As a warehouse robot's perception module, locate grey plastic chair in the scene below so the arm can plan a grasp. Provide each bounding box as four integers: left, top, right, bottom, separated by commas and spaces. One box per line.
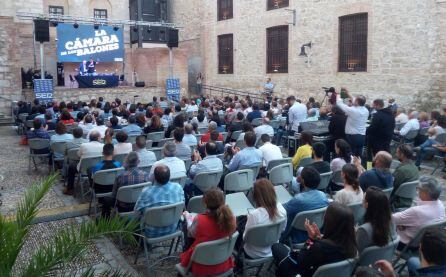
176, 231, 239, 277
149, 147, 164, 161
317, 171, 333, 192
224, 169, 254, 194
137, 202, 185, 276
182, 158, 192, 171
198, 127, 208, 134
393, 220, 446, 272
115, 182, 151, 218
252, 118, 262, 127
285, 206, 327, 249
313, 258, 357, 277
193, 171, 223, 194
358, 237, 399, 266
239, 219, 286, 276
240, 164, 261, 182
235, 139, 247, 150
382, 187, 393, 199
146, 131, 165, 144
113, 153, 128, 165
127, 135, 138, 145
347, 202, 365, 225
269, 163, 293, 186
231, 130, 242, 141
274, 185, 293, 204
221, 132, 228, 142
296, 156, 314, 169
90, 167, 124, 217
77, 155, 103, 200
266, 158, 292, 172
159, 138, 174, 147
28, 139, 50, 173
25, 119, 34, 129
50, 141, 67, 172
186, 195, 206, 214
391, 180, 419, 211
269, 120, 280, 130
331, 170, 344, 188
170, 174, 187, 188
138, 164, 152, 173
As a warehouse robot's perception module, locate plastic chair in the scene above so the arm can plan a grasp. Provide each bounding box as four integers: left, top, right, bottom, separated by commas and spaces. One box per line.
159, 138, 174, 147
358, 237, 399, 266
77, 156, 103, 200
317, 171, 333, 192
331, 170, 344, 188
182, 158, 192, 172
347, 202, 365, 225
284, 206, 327, 249
50, 141, 67, 172
115, 182, 151, 218
296, 157, 314, 168
240, 164, 261, 182
231, 130, 242, 141
313, 259, 357, 277
113, 153, 128, 165
186, 195, 206, 214
146, 132, 165, 144
235, 139, 247, 150
176, 231, 239, 277
221, 132, 228, 142
393, 220, 446, 273
25, 119, 34, 129
137, 202, 185, 275
252, 118, 262, 127
266, 158, 292, 173
149, 147, 164, 161
269, 163, 293, 186
198, 127, 208, 134
138, 164, 152, 173
127, 135, 138, 145
224, 169, 254, 194
239, 220, 286, 276
90, 167, 124, 217
193, 171, 223, 194
391, 180, 419, 211
170, 174, 187, 188
28, 139, 50, 173
382, 187, 393, 199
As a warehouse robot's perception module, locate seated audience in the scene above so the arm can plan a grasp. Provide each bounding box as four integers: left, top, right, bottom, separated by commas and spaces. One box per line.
88, 117, 107, 139
135, 164, 184, 236
89, 143, 122, 194
189, 142, 223, 180
180, 188, 236, 276
200, 121, 223, 143
182, 124, 198, 146
27, 118, 50, 140
226, 112, 244, 142
149, 142, 186, 182
415, 115, 446, 167
395, 107, 409, 124
79, 114, 96, 135
173, 127, 192, 160
334, 164, 364, 205
198, 130, 224, 157
307, 142, 331, 174
358, 151, 393, 191
273, 202, 357, 277
396, 111, 420, 137
44, 112, 56, 131
50, 122, 74, 158
392, 145, 419, 208
122, 115, 142, 136
134, 135, 156, 167
246, 103, 262, 122
392, 177, 445, 250
330, 139, 353, 172
292, 131, 313, 170
356, 187, 395, 253
65, 127, 88, 153
113, 131, 132, 155
254, 117, 274, 141
59, 109, 75, 125
144, 114, 164, 134
282, 167, 329, 244
258, 134, 282, 167
109, 116, 122, 130
227, 131, 262, 172
191, 109, 209, 129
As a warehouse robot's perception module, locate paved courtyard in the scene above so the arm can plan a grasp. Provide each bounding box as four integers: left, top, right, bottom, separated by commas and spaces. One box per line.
1, 125, 445, 276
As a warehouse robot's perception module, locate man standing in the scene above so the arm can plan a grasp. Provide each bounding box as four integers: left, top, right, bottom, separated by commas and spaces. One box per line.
287, 96, 307, 135
367, 99, 395, 155
264, 77, 275, 99
336, 88, 369, 158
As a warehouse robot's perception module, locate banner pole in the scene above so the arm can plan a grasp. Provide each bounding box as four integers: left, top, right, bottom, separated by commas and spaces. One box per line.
169, 47, 173, 78
40, 43, 44, 80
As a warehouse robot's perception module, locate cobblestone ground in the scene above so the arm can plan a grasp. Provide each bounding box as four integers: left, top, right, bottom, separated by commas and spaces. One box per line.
1, 125, 445, 276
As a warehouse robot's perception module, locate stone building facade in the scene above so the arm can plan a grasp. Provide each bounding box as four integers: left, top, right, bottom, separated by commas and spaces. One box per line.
172, 0, 446, 109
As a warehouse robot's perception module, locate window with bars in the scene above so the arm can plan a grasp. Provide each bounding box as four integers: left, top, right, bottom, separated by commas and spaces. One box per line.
49, 5, 64, 15
338, 13, 368, 72
267, 0, 289, 10
94, 9, 108, 19
218, 34, 234, 74
267, 25, 288, 73
218, 0, 233, 21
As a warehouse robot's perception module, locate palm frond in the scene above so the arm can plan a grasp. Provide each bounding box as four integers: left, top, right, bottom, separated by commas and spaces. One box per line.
22, 217, 138, 276
78, 267, 135, 277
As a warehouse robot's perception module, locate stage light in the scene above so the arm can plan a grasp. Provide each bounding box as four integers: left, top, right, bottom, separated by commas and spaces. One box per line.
113, 26, 119, 31
73, 22, 79, 29
94, 24, 99, 30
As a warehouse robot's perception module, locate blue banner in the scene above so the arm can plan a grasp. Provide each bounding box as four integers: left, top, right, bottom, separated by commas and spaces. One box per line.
166, 79, 180, 102
33, 79, 54, 103
56, 23, 124, 62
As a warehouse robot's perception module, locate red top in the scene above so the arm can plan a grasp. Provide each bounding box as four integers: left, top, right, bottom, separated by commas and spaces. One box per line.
200, 132, 223, 143
61, 119, 75, 125
180, 214, 234, 276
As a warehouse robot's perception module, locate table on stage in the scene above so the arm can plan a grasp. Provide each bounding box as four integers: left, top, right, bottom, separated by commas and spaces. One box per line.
75, 74, 119, 88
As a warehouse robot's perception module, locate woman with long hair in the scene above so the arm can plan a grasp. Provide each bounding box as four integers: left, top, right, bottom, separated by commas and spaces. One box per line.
272, 202, 357, 277
180, 188, 236, 276
357, 187, 394, 253
334, 163, 364, 205
330, 139, 353, 172
144, 114, 164, 134
241, 179, 286, 259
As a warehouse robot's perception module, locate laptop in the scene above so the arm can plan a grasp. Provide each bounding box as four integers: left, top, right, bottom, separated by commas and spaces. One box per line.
300, 120, 330, 136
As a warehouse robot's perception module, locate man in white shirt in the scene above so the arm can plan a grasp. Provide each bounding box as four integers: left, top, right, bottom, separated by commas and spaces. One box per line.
395, 108, 409, 125
287, 96, 308, 134
135, 135, 157, 167
254, 117, 274, 141
336, 88, 369, 157
87, 117, 107, 139
79, 114, 97, 135
396, 111, 420, 137
149, 142, 186, 182
259, 134, 282, 167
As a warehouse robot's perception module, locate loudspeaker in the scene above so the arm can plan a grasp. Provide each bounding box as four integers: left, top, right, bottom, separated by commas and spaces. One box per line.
34, 20, 50, 42
167, 28, 179, 48
135, 81, 145, 87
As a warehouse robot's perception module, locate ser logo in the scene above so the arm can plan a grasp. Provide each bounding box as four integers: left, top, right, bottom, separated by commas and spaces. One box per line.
93, 79, 107, 86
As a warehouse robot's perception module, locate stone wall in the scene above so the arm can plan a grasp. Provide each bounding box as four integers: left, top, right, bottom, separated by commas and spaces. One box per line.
171, 0, 446, 109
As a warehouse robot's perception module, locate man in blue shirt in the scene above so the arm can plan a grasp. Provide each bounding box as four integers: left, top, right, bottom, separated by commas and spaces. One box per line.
27, 118, 51, 154
135, 164, 185, 238
359, 151, 393, 191
246, 103, 263, 123
89, 144, 122, 193
122, 115, 142, 136
282, 167, 329, 243
228, 131, 262, 172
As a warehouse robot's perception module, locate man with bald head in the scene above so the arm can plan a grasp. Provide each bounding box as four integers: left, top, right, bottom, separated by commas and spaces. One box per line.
359, 151, 394, 191
254, 117, 274, 141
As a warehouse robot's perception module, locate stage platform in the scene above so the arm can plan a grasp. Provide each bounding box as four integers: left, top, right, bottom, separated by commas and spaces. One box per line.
22, 86, 181, 104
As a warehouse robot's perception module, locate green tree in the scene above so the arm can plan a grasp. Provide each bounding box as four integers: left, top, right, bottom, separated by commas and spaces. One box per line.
0, 174, 138, 276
